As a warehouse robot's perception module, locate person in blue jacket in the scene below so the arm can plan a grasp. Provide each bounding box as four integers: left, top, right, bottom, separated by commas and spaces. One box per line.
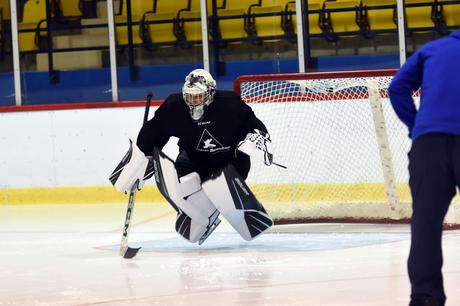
389, 31, 460, 306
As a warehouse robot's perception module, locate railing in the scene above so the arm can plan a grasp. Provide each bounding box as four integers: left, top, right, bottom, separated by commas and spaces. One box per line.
10, 0, 460, 55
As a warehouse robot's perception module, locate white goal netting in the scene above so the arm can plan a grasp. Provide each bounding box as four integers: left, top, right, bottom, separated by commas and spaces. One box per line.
235, 70, 460, 225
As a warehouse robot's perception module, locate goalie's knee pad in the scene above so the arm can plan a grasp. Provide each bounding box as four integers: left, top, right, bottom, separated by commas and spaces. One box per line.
151, 148, 220, 243
175, 172, 220, 243
179, 172, 217, 222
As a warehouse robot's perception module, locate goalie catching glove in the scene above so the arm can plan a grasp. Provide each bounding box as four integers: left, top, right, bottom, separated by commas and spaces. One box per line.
237, 129, 273, 166
109, 140, 155, 193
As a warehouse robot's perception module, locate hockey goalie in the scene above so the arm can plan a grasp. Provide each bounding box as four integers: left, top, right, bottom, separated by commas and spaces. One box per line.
110, 69, 274, 245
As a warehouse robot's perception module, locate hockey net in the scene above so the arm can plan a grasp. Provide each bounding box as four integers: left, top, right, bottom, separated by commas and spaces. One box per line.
234, 69, 460, 226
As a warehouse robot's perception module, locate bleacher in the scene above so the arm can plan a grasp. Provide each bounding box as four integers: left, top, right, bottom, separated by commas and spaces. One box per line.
215, 0, 259, 44
139, 0, 189, 46
0, 0, 9, 22
0, 2, 3, 60
441, 0, 460, 28
0, 0, 458, 73
360, 0, 397, 34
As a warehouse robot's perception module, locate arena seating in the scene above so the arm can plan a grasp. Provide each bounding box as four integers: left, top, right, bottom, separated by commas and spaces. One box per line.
140, 0, 188, 45
360, 0, 397, 32
246, 0, 293, 42
174, 0, 210, 44
320, 0, 361, 41
115, 0, 154, 45
2, 0, 458, 75
286, 0, 322, 36
16, 0, 454, 52
405, 0, 438, 31
55, 0, 82, 20
19, 0, 47, 52
0, 0, 9, 21
215, 0, 259, 43
439, 0, 460, 28
0, 2, 4, 59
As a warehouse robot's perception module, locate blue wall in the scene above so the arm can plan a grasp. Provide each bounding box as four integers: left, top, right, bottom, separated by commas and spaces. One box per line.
0, 73, 15, 105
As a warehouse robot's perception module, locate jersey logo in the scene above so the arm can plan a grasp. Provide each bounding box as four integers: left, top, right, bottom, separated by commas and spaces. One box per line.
196, 129, 231, 153
203, 139, 216, 149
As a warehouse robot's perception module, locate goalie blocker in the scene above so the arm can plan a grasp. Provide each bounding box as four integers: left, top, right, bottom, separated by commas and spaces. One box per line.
152, 147, 273, 242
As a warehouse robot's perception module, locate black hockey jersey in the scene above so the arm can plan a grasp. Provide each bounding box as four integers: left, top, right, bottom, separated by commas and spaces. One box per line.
137, 90, 267, 169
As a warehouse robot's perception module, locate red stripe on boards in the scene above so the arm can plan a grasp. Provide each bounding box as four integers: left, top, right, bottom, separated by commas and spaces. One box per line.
0, 100, 164, 113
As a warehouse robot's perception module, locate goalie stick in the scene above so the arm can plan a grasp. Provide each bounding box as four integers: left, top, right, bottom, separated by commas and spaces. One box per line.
120, 92, 153, 259
272, 162, 287, 169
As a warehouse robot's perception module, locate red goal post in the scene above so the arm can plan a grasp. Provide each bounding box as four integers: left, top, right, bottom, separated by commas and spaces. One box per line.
234, 69, 460, 227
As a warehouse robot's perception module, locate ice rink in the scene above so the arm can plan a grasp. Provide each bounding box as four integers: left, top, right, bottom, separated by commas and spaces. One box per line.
1, 203, 460, 306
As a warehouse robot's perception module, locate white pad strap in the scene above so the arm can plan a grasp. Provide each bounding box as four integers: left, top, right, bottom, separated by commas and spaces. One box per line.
110, 140, 149, 193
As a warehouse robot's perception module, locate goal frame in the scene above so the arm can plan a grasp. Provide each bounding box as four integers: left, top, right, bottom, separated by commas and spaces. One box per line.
234, 69, 460, 229
234, 69, 398, 95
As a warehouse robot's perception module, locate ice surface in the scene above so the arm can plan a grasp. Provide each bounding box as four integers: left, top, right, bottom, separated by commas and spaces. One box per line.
1, 203, 460, 306
100, 232, 411, 253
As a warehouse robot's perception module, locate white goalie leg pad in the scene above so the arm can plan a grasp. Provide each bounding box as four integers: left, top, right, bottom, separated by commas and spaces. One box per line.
177, 172, 220, 242
202, 165, 273, 241
152, 148, 219, 243
109, 140, 150, 193
179, 172, 217, 223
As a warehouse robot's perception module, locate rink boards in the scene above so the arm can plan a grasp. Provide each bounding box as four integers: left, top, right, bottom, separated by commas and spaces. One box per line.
1, 102, 460, 223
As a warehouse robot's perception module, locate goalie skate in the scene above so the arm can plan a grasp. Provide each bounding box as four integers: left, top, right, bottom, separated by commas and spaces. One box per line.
198, 210, 221, 245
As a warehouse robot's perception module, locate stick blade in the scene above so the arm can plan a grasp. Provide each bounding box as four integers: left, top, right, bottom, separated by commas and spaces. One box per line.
123, 247, 141, 259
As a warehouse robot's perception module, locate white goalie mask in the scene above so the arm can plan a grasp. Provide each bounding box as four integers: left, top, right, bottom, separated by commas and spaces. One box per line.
182, 69, 216, 122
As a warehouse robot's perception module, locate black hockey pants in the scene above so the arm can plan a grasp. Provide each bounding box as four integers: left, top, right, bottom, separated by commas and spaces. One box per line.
175, 150, 250, 181
408, 133, 460, 306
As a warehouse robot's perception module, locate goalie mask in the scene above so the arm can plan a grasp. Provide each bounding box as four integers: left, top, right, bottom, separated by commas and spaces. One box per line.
182, 69, 216, 122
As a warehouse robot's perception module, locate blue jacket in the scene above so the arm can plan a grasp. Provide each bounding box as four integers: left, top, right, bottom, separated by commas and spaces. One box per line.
388, 31, 460, 140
